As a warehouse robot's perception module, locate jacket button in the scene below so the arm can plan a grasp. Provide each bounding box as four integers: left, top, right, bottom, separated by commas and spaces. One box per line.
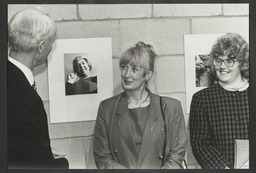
114, 149, 118, 153
148, 126, 153, 130
159, 155, 164, 159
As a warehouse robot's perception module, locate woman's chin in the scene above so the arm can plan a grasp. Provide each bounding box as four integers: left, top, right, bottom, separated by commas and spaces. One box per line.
122, 84, 134, 91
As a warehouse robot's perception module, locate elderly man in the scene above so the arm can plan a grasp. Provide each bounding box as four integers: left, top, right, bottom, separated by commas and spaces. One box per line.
8, 7, 69, 169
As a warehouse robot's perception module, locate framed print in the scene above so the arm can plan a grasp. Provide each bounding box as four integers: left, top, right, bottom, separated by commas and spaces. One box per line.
48, 38, 113, 123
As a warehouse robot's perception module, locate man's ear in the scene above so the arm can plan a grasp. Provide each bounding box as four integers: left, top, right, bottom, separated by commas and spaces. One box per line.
37, 40, 45, 53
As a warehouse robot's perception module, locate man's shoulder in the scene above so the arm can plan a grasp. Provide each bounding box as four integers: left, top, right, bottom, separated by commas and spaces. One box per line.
8, 61, 27, 83
8, 61, 36, 102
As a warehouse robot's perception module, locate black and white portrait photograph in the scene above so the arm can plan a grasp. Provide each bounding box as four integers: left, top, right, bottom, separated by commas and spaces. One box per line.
195, 54, 216, 87
3, 2, 253, 172
64, 54, 98, 95
48, 38, 113, 123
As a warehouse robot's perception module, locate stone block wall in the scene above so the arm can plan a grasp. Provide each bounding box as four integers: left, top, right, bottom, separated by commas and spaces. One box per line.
8, 3, 249, 169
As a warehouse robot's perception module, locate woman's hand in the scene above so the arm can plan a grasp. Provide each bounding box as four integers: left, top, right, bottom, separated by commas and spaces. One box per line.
67, 72, 77, 84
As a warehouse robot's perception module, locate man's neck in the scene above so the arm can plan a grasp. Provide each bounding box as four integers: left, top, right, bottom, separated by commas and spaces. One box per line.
9, 50, 35, 71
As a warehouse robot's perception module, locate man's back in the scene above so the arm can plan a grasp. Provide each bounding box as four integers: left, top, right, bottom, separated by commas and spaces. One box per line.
8, 61, 68, 169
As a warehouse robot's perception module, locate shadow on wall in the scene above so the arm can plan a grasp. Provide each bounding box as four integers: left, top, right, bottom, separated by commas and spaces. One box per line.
61, 136, 96, 169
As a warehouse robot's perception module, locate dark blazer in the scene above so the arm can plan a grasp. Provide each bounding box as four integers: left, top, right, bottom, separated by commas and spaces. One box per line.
8, 61, 69, 169
93, 89, 187, 169
65, 76, 97, 95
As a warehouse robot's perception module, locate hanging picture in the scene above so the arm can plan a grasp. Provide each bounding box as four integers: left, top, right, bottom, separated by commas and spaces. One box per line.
184, 33, 225, 113
48, 38, 113, 123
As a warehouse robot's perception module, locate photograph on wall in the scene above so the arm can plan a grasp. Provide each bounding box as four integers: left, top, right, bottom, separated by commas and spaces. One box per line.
195, 53, 216, 87
184, 33, 249, 113
64, 53, 98, 95
48, 38, 113, 123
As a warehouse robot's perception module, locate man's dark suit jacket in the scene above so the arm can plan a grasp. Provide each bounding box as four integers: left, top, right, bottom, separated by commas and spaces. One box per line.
8, 61, 69, 169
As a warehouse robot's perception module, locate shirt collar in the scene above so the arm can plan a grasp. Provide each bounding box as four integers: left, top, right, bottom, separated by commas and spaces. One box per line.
8, 56, 34, 86
219, 79, 249, 91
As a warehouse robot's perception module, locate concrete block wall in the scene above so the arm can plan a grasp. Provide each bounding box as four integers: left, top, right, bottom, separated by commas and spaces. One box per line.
8, 4, 249, 169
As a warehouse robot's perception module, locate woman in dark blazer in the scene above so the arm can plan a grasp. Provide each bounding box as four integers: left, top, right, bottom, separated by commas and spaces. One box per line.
93, 42, 187, 169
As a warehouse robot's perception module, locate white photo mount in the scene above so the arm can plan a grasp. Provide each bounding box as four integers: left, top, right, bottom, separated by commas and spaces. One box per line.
48, 38, 113, 123
184, 33, 224, 113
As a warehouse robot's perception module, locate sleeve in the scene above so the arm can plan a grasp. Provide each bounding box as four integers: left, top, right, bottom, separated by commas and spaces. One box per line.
162, 100, 187, 169
189, 93, 229, 169
29, 105, 69, 169
93, 102, 127, 169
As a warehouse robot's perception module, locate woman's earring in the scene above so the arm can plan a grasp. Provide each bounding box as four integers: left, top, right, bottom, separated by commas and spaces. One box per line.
146, 77, 149, 81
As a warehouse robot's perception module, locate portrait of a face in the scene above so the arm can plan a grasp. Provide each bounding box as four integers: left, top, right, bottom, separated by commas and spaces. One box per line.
73, 58, 91, 78
64, 54, 98, 96
214, 55, 242, 85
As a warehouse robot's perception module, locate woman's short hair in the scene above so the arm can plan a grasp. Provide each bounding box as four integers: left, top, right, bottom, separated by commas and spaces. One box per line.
8, 6, 57, 53
119, 41, 157, 76
73, 56, 92, 74
210, 33, 249, 79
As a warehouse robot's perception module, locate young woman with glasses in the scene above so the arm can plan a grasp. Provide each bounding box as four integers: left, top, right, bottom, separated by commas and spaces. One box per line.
189, 33, 249, 169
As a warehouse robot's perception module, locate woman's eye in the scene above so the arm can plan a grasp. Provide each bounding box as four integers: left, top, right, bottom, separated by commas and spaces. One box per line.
226, 59, 233, 64
121, 64, 127, 70
132, 67, 139, 72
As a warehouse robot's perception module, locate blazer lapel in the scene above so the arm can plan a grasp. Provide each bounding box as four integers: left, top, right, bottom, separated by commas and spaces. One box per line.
116, 94, 139, 158
138, 93, 160, 166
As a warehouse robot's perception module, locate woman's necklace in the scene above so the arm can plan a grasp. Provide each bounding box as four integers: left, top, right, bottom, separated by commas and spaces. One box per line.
127, 92, 150, 109
138, 93, 149, 108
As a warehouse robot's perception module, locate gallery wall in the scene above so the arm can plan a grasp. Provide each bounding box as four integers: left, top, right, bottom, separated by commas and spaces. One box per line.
8, 3, 249, 169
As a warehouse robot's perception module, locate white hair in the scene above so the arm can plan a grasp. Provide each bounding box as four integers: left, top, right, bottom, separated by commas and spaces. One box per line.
8, 6, 57, 53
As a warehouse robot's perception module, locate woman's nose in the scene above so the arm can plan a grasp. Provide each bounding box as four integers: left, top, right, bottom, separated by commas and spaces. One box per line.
125, 67, 132, 77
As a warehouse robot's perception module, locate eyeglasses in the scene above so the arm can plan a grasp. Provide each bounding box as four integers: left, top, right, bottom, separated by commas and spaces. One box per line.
213, 58, 237, 67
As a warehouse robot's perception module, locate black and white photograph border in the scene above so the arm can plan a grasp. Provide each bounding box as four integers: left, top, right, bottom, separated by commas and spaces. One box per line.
1, 1, 256, 173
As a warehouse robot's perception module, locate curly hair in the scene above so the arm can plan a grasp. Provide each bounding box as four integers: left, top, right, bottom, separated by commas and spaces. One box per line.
210, 33, 249, 79
119, 41, 158, 76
